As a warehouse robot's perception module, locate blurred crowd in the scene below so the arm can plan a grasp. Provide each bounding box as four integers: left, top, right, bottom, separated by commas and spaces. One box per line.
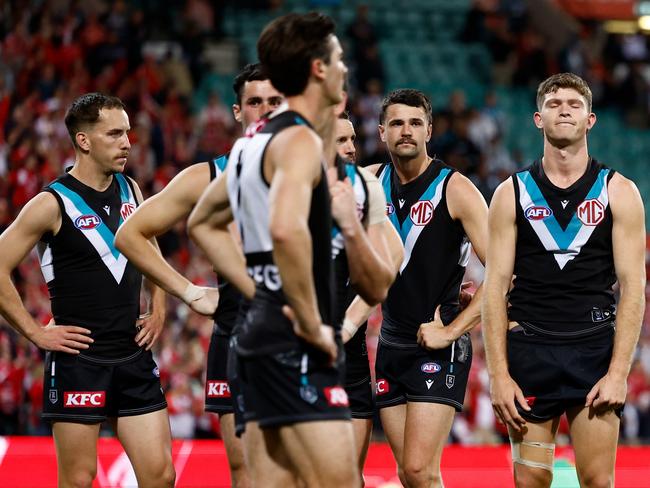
1, 0, 650, 443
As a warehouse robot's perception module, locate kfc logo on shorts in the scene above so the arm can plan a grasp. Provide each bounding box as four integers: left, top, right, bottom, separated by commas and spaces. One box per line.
525, 205, 552, 221
206, 381, 231, 398
376, 379, 390, 395
421, 362, 441, 374
410, 200, 434, 226
64, 391, 106, 407
386, 202, 395, 215
577, 199, 605, 226
324, 386, 349, 407
120, 202, 136, 220
74, 215, 102, 230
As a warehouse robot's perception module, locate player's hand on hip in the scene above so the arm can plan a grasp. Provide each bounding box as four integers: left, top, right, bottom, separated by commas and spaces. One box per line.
135, 311, 165, 350
183, 284, 220, 316
489, 374, 530, 432
282, 305, 337, 365
585, 372, 627, 413
417, 306, 453, 349
32, 321, 94, 354
329, 178, 359, 232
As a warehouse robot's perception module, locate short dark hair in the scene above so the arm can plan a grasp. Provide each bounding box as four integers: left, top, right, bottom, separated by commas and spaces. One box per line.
257, 12, 336, 97
64, 93, 125, 148
232, 63, 268, 106
380, 89, 432, 124
338, 110, 350, 120
536, 72, 592, 112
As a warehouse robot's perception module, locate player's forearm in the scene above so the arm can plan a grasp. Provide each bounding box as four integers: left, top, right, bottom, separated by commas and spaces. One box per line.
607, 281, 645, 378
481, 283, 510, 378
446, 284, 484, 339
0, 275, 44, 343
115, 230, 190, 299
342, 221, 393, 305
189, 224, 255, 300
272, 226, 322, 334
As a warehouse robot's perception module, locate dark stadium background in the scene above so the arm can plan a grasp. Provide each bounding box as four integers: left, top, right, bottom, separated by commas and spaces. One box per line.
0, 0, 650, 485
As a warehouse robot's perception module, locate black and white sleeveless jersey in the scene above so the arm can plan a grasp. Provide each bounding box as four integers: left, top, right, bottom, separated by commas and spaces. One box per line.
226, 110, 335, 356
377, 159, 471, 347
38, 172, 141, 358
508, 159, 617, 338
332, 155, 369, 325
207, 154, 241, 334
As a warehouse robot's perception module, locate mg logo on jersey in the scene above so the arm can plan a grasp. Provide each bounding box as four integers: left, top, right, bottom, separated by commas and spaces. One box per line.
421, 362, 441, 374
386, 202, 395, 215
64, 391, 106, 407
376, 379, 389, 395
525, 205, 552, 221
74, 215, 102, 230
247, 264, 282, 291
206, 381, 231, 398
577, 199, 605, 226
120, 202, 136, 220
324, 386, 349, 407
410, 200, 434, 226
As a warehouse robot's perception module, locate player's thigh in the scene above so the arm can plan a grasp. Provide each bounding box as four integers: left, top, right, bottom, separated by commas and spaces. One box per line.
402, 402, 455, 471
351, 418, 373, 468
244, 421, 297, 487
508, 417, 559, 487
52, 421, 101, 476
219, 413, 247, 468
113, 409, 173, 478
567, 405, 619, 487
379, 403, 407, 465
278, 419, 358, 482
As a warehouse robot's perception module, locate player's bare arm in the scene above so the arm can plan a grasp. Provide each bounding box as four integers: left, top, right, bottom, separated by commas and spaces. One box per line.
115, 164, 220, 315
417, 172, 487, 349
126, 177, 168, 349
586, 173, 646, 412
267, 126, 336, 360
0, 192, 94, 353
482, 179, 530, 431
188, 169, 255, 300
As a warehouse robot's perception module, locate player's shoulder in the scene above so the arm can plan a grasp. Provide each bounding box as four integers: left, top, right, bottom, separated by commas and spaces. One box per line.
14, 191, 61, 231
608, 171, 643, 208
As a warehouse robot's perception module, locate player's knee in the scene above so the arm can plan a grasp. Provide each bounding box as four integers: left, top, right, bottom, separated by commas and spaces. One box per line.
230, 463, 250, 488
577, 470, 614, 488
60, 467, 96, 488
158, 462, 176, 487
513, 464, 552, 488
403, 463, 438, 488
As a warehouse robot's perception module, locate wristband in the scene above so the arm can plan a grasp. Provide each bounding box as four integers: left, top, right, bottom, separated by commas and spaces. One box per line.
342, 317, 359, 337
181, 283, 204, 304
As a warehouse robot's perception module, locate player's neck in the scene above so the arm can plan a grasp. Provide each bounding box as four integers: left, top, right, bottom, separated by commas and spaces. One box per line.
541, 140, 590, 189
68, 157, 115, 192
391, 154, 432, 184
286, 92, 332, 133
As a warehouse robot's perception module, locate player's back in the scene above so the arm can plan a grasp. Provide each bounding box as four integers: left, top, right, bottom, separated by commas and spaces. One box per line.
227, 109, 334, 356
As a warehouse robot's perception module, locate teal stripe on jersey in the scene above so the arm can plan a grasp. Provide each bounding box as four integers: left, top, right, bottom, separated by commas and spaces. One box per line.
50, 182, 121, 259
213, 155, 228, 174
518, 168, 609, 250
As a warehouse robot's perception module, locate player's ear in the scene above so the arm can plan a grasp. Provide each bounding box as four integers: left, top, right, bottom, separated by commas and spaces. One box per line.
232, 104, 242, 123
533, 112, 543, 130
75, 131, 90, 152
378, 124, 386, 142
586, 112, 596, 131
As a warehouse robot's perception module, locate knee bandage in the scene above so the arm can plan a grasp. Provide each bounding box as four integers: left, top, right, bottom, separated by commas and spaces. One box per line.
510, 439, 555, 472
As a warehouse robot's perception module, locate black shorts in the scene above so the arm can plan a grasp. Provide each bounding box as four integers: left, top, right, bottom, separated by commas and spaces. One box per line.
374, 333, 472, 412
345, 375, 374, 419
507, 326, 619, 421
239, 346, 351, 429
226, 335, 246, 437
42, 349, 167, 424
205, 325, 233, 414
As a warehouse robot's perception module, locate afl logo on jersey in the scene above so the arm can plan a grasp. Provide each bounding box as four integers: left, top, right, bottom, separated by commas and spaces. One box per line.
74, 215, 102, 230
525, 205, 552, 221
421, 362, 441, 374
410, 200, 434, 226
120, 202, 136, 220
577, 199, 605, 226
386, 202, 395, 215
